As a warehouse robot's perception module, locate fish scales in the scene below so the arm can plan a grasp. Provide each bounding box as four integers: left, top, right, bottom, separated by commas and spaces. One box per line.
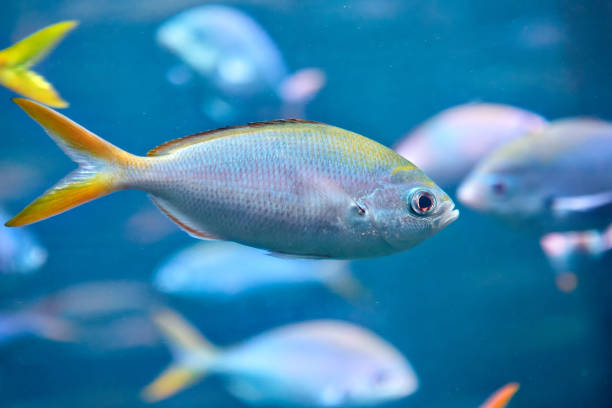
7, 99, 458, 259
137, 122, 407, 256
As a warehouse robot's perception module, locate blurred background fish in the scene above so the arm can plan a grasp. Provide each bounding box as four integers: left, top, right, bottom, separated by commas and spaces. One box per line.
458, 118, 612, 232
142, 309, 418, 406
154, 241, 363, 301
157, 5, 325, 122
394, 103, 547, 190
0, 281, 163, 351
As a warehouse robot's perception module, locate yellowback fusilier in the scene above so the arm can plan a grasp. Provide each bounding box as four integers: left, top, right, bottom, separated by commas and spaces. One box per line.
6, 99, 459, 259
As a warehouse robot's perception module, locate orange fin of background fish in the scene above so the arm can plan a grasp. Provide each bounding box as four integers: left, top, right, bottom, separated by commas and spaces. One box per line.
150, 196, 221, 240
479, 383, 520, 408
0, 21, 77, 107
5, 98, 136, 227
147, 119, 321, 156
142, 309, 219, 402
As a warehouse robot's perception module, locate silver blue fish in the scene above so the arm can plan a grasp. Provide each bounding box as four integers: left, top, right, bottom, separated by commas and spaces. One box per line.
157, 5, 325, 121
142, 309, 418, 406
7, 99, 458, 260
458, 118, 612, 232
154, 241, 362, 300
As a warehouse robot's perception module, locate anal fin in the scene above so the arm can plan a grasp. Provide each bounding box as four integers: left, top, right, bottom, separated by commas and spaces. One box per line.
149, 196, 220, 241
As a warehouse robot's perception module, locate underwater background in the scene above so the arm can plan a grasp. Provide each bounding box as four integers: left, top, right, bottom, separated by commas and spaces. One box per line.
1, 0, 611, 407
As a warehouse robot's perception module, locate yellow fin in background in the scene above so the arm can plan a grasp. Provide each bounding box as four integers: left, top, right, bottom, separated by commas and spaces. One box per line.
479, 383, 520, 408
141, 309, 220, 402
5, 98, 138, 227
0, 21, 78, 107
141, 364, 204, 403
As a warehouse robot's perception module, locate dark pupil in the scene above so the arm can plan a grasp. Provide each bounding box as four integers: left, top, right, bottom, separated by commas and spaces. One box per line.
418, 194, 432, 210
492, 182, 506, 195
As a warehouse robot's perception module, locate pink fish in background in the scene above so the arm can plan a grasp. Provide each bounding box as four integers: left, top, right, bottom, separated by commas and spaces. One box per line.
394, 103, 547, 189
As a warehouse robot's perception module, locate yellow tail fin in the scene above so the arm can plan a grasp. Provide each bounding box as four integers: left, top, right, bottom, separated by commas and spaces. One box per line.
142, 309, 219, 403
479, 383, 519, 408
0, 21, 77, 107
5, 98, 139, 227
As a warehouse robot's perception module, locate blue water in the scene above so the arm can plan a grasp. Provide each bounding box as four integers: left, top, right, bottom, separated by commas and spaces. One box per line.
1, 1, 611, 407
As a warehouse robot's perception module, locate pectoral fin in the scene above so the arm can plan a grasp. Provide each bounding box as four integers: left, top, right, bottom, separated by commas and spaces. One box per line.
551, 191, 612, 214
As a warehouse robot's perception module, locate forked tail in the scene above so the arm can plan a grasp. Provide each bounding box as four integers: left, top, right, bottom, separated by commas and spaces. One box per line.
0, 21, 77, 107
5, 98, 146, 227
142, 308, 219, 402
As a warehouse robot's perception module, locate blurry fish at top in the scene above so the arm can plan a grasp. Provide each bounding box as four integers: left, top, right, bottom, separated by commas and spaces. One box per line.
0, 208, 46, 276
6, 99, 458, 259
394, 103, 547, 189
157, 5, 325, 122
142, 309, 418, 406
0, 281, 162, 351
458, 118, 612, 232
154, 241, 363, 301
540, 224, 612, 292
0, 21, 77, 107
479, 383, 519, 408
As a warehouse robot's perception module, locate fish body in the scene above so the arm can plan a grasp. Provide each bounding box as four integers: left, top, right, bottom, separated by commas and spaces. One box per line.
158, 5, 287, 97
458, 118, 612, 232
154, 241, 360, 299
143, 310, 418, 406
394, 103, 547, 188
0, 21, 77, 107
0, 209, 47, 275
157, 6, 324, 121
7, 99, 458, 259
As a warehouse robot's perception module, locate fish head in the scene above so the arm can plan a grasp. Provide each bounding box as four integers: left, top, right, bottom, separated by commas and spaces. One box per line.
157, 8, 221, 75
341, 357, 418, 405
360, 165, 459, 252
457, 144, 548, 225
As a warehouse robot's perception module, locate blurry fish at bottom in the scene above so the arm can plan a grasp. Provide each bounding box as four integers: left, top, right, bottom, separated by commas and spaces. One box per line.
142, 309, 418, 407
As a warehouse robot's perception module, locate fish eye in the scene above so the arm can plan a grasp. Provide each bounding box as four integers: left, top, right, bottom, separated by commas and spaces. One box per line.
491, 182, 507, 196
410, 190, 436, 215
372, 370, 389, 385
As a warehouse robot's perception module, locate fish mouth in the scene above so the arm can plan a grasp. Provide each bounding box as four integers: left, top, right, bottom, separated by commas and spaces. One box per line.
435, 205, 460, 229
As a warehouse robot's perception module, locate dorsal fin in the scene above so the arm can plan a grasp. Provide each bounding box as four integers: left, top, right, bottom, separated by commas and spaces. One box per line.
147, 119, 323, 157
